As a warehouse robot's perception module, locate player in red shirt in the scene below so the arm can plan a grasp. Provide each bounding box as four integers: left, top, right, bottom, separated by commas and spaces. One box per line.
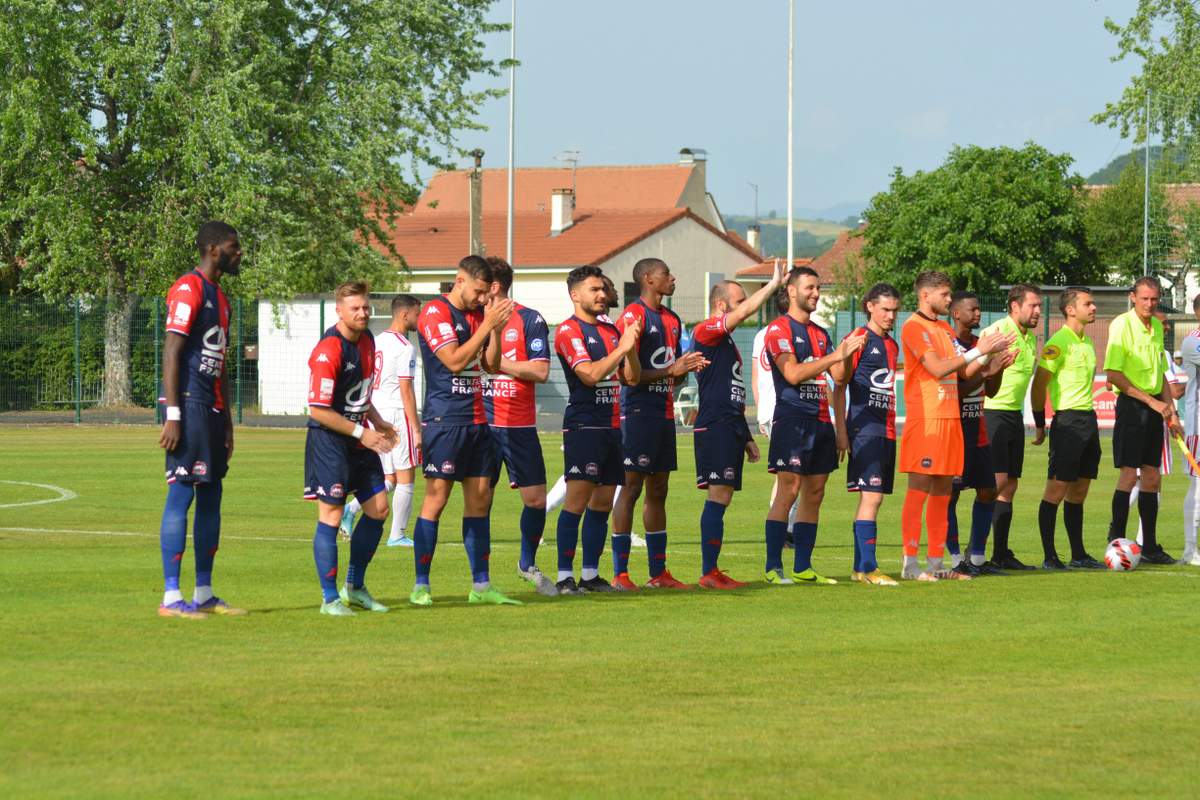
156, 221, 244, 619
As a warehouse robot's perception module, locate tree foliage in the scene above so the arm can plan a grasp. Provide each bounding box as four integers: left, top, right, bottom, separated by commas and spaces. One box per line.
860, 143, 1101, 298
0, 0, 504, 403
1083, 163, 1176, 285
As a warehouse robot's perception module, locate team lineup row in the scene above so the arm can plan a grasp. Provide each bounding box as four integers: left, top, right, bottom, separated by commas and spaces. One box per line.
152, 221, 1200, 618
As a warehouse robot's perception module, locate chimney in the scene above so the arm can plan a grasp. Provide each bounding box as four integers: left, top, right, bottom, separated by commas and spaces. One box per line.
747, 224, 762, 255
678, 147, 707, 191
468, 148, 485, 256
551, 188, 574, 236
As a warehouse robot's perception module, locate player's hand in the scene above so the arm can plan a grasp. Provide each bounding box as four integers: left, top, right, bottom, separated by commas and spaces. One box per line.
1148, 398, 1168, 418
374, 420, 398, 447
836, 333, 866, 360
977, 329, 1016, 356
360, 427, 393, 454
669, 351, 709, 377
159, 420, 181, 452
766, 258, 785, 290
835, 426, 850, 462
983, 348, 1016, 375
1170, 418, 1185, 438
1032, 426, 1045, 446
618, 317, 642, 352
483, 295, 514, 331
745, 439, 761, 463
225, 422, 235, 460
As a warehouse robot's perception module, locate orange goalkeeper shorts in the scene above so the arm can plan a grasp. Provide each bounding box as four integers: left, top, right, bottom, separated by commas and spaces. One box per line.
899, 418, 964, 476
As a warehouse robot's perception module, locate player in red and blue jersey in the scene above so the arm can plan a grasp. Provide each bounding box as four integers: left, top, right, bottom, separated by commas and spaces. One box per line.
553, 266, 642, 594
947, 291, 1013, 576
689, 259, 785, 589
480, 257, 557, 597
304, 281, 398, 616
611, 258, 709, 590
762, 266, 865, 585
156, 221, 244, 620
412, 255, 521, 607
830, 283, 902, 586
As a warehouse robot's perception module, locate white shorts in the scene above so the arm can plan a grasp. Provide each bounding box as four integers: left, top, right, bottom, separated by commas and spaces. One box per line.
377, 407, 417, 474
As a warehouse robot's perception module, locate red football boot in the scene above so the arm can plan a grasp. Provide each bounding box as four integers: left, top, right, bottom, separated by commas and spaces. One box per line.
699, 568, 747, 590
644, 569, 694, 590
611, 572, 640, 592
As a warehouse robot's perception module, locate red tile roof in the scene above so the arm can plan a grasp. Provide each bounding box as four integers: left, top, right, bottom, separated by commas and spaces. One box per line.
810, 227, 867, 284
417, 164, 696, 214
735, 258, 814, 278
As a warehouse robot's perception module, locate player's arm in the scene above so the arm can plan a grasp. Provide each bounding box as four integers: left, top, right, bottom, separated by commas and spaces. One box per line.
725, 260, 786, 331
774, 332, 865, 385
433, 297, 512, 374
1106, 369, 1165, 413
158, 332, 187, 451
920, 328, 1012, 379
308, 405, 392, 454
1029, 365, 1053, 445
832, 381, 849, 461
500, 358, 550, 383
576, 320, 641, 387
221, 363, 234, 458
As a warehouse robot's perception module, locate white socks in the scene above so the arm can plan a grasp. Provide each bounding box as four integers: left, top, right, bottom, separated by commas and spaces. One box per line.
581, 567, 599, 581
193, 585, 214, 605
390, 483, 415, 540
345, 496, 362, 517
163, 589, 184, 606
546, 476, 568, 512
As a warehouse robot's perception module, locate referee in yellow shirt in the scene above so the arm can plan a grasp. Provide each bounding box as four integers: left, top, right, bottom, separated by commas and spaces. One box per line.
1104, 276, 1184, 564
1030, 288, 1105, 570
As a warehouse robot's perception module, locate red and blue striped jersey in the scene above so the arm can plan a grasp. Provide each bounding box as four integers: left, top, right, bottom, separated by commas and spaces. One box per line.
954, 332, 990, 447
307, 327, 375, 430
845, 326, 898, 439
690, 313, 745, 427
555, 315, 622, 430
417, 295, 487, 425
616, 299, 683, 419
764, 314, 832, 423
483, 303, 550, 428
165, 269, 230, 411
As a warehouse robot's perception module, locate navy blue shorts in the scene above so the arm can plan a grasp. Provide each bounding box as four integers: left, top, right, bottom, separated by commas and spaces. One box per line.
303, 426, 386, 506
955, 443, 998, 490
165, 402, 229, 485
421, 423, 499, 482
564, 427, 624, 485
694, 417, 753, 490
492, 426, 547, 488
767, 418, 838, 476
621, 414, 677, 473
846, 433, 895, 494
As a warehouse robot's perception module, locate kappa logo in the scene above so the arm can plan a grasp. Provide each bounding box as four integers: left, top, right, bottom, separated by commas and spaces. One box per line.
858, 478, 866, 485
709, 472, 719, 480
175, 466, 189, 476
870, 346, 880, 355
177, 284, 192, 292
343, 362, 355, 373
204, 300, 214, 309
316, 353, 330, 363
587, 337, 598, 344
569, 466, 581, 474
316, 487, 327, 496
624, 458, 634, 466
426, 305, 438, 314
649, 325, 658, 334
775, 459, 785, 466
424, 464, 438, 472
455, 324, 465, 332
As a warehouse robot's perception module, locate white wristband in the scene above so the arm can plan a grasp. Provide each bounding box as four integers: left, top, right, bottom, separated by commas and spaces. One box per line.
351, 424, 365, 440
166, 406, 181, 421
963, 347, 982, 363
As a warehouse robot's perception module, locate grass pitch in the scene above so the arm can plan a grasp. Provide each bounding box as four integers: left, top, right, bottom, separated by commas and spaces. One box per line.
2, 425, 1199, 798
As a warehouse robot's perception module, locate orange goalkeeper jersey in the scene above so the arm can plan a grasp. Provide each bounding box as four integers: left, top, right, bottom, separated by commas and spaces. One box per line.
901, 312, 961, 422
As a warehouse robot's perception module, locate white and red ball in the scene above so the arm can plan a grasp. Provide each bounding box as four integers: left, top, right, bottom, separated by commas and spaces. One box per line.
1105, 538, 1142, 571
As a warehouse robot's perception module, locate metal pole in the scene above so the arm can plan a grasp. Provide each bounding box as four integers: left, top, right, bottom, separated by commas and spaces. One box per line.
1143, 87, 1151, 277
235, 297, 243, 424
506, 0, 516, 275
786, 0, 794, 269
74, 298, 82, 425
153, 299, 161, 425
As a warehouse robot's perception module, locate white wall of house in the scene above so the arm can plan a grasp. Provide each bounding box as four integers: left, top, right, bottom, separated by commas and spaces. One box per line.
258, 300, 324, 416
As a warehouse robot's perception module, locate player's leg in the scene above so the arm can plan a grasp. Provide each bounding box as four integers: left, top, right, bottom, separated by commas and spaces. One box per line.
643, 471, 688, 588
924, 475, 962, 578
791, 472, 835, 583
314, 499, 355, 615
341, 476, 391, 612
557, 478, 594, 595
159, 479, 198, 617
698, 485, 741, 588
1135, 464, 1172, 562
612, 471, 645, 580
901, 472, 934, 580
387, 467, 416, 546
1063, 479, 1102, 568
302, 427, 355, 615
765, 471, 801, 583
851, 490, 895, 586
460, 473, 517, 604
577, 483, 617, 593
516, 483, 555, 594
1038, 478, 1068, 569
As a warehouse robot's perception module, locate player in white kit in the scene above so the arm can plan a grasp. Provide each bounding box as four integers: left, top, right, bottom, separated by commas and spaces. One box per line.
751, 286, 799, 536
1176, 298, 1200, 565
340, 294, 422, 546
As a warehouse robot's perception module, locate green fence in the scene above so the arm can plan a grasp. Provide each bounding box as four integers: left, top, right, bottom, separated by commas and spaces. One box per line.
0, 295, 258, 425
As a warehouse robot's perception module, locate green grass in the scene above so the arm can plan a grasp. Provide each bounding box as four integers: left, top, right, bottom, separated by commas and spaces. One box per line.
1, 425, 1198, 798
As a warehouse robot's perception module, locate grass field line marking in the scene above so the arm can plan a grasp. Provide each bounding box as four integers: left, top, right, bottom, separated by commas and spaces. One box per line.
0, 525, 304, 543
0, 480, 78, 509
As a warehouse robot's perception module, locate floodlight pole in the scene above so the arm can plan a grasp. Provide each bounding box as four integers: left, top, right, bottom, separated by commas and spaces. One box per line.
506, 0, 516, 279
787, 0, 794, 268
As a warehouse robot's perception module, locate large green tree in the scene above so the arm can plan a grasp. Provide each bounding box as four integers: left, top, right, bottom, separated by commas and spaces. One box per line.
1083, 162, 1177, 286
860, 143, 1102, 297
0, 1, 503, 405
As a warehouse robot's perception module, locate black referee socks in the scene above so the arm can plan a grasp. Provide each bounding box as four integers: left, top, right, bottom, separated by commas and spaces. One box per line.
1109, 490, 1131, 541
1138, 491, 1159, 552
991, 500, 1014, 557
1063, 501, 1086, 561
1038, 500, 1058, 561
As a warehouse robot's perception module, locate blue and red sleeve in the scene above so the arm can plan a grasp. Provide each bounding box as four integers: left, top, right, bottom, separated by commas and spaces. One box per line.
307, 337, 342, 408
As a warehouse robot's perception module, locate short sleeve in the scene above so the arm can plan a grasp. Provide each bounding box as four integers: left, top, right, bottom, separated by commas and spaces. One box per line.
616, 304, 644, 336
555, 322, 591, 368
398, 341, 416, 379
1038, 337, 1065, 374
307, 339, 341, 407
1103, 318, 1128, 373
901, 321, 932, 362
525, 313, 551, 361
691, 314, 729, 347
1166, 350, 1186, 384
419, 301, 457, 353
165, 276, 201, 335
764, 322, 793, 363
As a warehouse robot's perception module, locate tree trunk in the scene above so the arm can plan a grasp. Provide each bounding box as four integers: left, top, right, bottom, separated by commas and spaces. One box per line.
99, 281, 137, 407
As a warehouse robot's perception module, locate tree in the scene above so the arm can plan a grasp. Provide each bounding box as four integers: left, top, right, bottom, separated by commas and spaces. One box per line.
860, 143, 1102, 298
1083, 162, 1176, 286
0, 1, 504, 405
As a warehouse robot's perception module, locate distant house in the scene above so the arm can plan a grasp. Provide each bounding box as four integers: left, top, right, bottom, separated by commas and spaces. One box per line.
383, 149, 760, 323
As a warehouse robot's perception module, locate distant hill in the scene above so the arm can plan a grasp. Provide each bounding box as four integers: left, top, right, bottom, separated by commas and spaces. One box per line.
724, 215, 846, 259
1086, 146, 1190, 184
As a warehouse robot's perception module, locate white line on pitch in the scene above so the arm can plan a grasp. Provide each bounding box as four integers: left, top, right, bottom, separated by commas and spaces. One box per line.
0, 481, 78, 509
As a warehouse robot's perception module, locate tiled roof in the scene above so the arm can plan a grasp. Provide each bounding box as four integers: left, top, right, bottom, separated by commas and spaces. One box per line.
735, 258, 814, 278
416, 164, 696, 214
810, 227, 867, 284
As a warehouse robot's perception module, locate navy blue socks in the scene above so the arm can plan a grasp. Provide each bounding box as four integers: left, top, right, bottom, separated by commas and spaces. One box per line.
313, 521, 339, 602
700, 500, 727, 574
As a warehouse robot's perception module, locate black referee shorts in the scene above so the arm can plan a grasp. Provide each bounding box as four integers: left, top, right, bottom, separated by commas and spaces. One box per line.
1048, 410, 1101, 482
1112, 394, 1164, 470
984, 409, 1026, 478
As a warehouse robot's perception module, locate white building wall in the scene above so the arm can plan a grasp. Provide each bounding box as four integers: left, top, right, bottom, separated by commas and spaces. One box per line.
258, 300, 325, 416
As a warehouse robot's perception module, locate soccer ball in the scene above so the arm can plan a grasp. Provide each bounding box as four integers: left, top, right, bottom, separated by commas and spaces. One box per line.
1104, 538, 1142, 572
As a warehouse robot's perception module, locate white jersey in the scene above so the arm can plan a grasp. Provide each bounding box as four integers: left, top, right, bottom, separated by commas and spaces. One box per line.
1180, 336, 1200, 440
372, 329, 416, 413
751, 326, 775, 426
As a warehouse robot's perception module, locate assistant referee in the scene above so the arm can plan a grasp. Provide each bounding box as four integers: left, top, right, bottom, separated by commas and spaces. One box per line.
1104, 276, 1183, 564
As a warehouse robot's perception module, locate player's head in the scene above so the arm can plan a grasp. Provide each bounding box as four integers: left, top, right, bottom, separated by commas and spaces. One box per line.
708, 280, 747, 316
914, 271, 952, 316
196, 221, 242, 276
1130, 275, 1161, 321
1192, 291, 1200, 320
773, 283, 790, 315
567, 265, 608, 315
452, 254, 495, 310
390, 293, 420, 331
601, 275, 618, 309
633, 258, 674, 297
1059, 286, 1095, 324
1007, 283, 1042, 330
334, 281, 371, 332
785, 266, 820, 313
863, 282, 900, 333
950, 290, 981, 330
487, 256, 513, 298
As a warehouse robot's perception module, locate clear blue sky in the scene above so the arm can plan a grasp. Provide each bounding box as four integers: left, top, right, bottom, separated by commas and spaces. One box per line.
451, 0, 1143, 219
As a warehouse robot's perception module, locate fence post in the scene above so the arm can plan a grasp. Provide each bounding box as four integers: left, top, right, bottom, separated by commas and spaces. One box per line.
235, 297, 243, 424
154, 298, 162, 425
73, 298, 81, 425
